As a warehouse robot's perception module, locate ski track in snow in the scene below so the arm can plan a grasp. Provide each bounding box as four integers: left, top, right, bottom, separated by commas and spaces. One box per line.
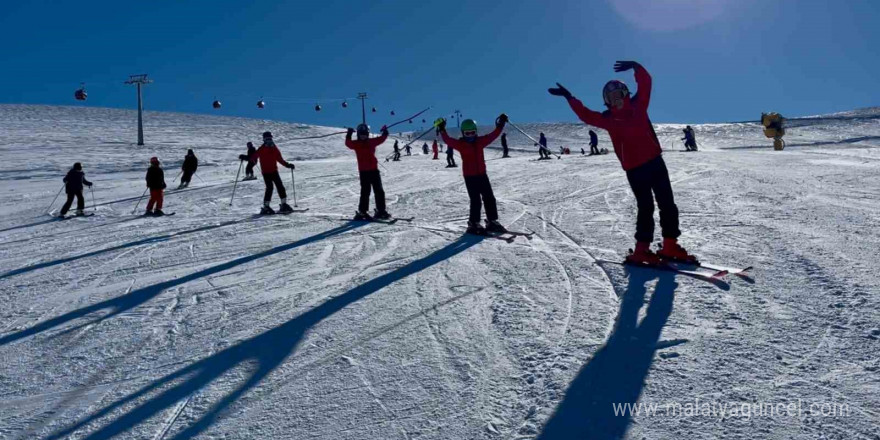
0, 104, 879, 439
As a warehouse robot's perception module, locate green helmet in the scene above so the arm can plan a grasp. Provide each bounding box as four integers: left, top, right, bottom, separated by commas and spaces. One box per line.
460, 119, 478, 134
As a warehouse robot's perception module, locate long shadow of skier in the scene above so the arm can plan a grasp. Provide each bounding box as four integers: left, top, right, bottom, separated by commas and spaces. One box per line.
0, 215, 268, 280
0, 222, 363, 347
537, 269, 677, 440
43, 233, 484, 440
0, 217, 61, 234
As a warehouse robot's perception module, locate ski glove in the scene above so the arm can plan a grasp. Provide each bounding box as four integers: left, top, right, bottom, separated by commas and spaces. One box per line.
380, 125, 389, 136
238, 154, 248, 161
86, 182, 93, 188
347, 127, 355, 136
436, 118, 447, 132
495, 113, 509, 128
548, 83, 573, 99
613, 60, 640, 72
286, 163, 295, 170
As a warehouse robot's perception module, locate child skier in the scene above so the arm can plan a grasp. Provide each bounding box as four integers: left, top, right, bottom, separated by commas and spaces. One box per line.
549, 60, 696, 264
145, 157, 167, 216
589, 129, 600, 155
178, 149, 198, 189
239, 142, 258, 180
438, 115, 508, 234
405, 143, 412, 156
539, 132, 550, 159
422, 142, 429, 155
253, 131, 295, 214
432, 140, 439, 160
392, 140, 401, 161
345, 123, 391, 220
59, 162, 92, 217
501, 133, 510, 158
682, 126, 698, 151
446, 144, 457, 168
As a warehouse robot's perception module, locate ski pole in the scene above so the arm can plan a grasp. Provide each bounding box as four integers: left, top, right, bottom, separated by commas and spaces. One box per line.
171, 170, 183, 183
229, 160, 243, 206
290, 168, 298, 207
384, 107, 432, 131
508, 121, 561, 159
132, 187, 148, 214
90, 185, 96, 213
46, 184, 64, 214
195, 173, 206, 184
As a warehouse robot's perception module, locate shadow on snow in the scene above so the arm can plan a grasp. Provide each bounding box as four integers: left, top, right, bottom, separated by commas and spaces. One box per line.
41, 232, 484, 440
538, 268, 678, 440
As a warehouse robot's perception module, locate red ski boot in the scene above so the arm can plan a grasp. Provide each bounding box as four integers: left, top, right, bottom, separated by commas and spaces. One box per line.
625, 242, 661, 266
657, 238, 698, 264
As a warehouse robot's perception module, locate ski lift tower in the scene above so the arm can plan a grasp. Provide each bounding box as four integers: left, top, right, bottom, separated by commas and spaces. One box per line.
124, 74, 153, 146
453, 110, 462, 128
356, 92, 368, 125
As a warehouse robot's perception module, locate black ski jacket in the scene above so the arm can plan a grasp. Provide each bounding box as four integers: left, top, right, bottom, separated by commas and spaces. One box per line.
63, 169, 92, 194
146, 166, 166, 190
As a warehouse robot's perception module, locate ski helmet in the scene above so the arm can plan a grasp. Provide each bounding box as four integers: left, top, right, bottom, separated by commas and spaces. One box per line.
73, 162, 82, 170
150, 157, 159, 165
461, 119, 478, 135
602, 80, 630, 106
356, 123, 370, 138
247, 141, 253, 147
262, 131, 273, 140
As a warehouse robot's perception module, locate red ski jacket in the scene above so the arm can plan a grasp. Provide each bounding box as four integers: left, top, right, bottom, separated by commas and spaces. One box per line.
432, 140, 438, 153
565, 65, 662, 171
441, 125, 503, 177
254, 143, 291, 174
345, 131, 388, 172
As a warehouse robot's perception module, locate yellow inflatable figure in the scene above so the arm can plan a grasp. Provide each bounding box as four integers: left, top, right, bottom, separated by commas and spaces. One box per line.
761, 112, 786, 150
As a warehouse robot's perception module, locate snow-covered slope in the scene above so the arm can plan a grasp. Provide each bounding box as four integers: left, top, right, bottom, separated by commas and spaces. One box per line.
0, 105, 878, 439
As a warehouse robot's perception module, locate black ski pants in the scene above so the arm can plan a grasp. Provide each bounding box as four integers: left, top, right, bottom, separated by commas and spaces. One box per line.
263, 171, 287, 202
464, 174, 498, 224
181, 170, 194, 184
245, 161, 256, 177
625, 156, 680, 243
590, 143, 600, 155
60, 191, 85, 215
447, 154, 456, 167
358, 169, 386, 214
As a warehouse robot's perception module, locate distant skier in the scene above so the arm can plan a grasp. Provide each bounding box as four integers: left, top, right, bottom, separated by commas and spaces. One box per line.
345, 123, 392, 220
539, 132, 550, 159
549, 60, 696, 264
682, 125, 698, 151
446, 144, 457, 168
58, 162, 92, 217
422, 142, 429, 155
405, 143, 412, 156
501, 132, 510, 158
589, 129, 600, 155
432, 140, 439, 160
438, 115, 507, 235
177, 149, 198, 189
239, 142, 258, 181
145, 157, 167, 216
392, 140, 401, 161
253, 131, 295, 215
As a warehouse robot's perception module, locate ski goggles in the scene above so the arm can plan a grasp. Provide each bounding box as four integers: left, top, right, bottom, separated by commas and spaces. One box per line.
463, 130, 477, 138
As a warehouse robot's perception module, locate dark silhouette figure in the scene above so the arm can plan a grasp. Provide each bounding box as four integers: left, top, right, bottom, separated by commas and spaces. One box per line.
538, 269, 678, 440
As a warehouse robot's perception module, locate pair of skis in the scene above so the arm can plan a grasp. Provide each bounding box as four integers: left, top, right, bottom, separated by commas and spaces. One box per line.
258, 208, 310, 216
612, 253, 752, 281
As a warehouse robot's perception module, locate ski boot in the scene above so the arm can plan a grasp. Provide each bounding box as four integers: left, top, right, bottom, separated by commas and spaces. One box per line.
466, 221, 487, 236
144, 209, 154, 216
153, 209, 165, 216
354, 210, 373, 221
278, 202, 294, 214
373, 210, 392, 220
485, 219, 507, 233
657, 238, 698, 264
260, 203, 275, 215
75, 209, 85, 216
625, 242, 662, 266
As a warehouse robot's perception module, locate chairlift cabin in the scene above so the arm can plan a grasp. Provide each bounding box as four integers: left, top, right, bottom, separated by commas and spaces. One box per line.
390, 110, 395, 116
342, 100, 348, 108
315, 104, 322, 112
257, 99, 265, 109
213, 100, 222, 109
371, 107, 377, 113
74, 84, 87, 101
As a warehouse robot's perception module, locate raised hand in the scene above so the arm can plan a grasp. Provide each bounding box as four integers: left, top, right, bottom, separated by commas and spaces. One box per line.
548, 82, 573, 99
613, 60, 640, 72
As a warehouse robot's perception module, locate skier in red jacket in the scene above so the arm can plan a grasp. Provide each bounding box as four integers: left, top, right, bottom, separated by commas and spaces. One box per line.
254, 131, 295, 214
549, 60, 696, 264
438, 114, 508, 235
431, 140, 439, 160
345, 123, 390, 220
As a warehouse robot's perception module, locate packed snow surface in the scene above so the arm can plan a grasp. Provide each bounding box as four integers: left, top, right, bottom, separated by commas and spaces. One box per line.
1, 104, 878, 439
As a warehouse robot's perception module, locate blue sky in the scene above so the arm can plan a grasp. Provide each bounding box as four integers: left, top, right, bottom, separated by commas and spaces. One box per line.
1, 0, 877, 127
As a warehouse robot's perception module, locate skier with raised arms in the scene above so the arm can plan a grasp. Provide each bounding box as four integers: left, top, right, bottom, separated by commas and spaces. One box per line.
345, 123, 391, 220
438, 115, 508, 235
549, 60, 696, 264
